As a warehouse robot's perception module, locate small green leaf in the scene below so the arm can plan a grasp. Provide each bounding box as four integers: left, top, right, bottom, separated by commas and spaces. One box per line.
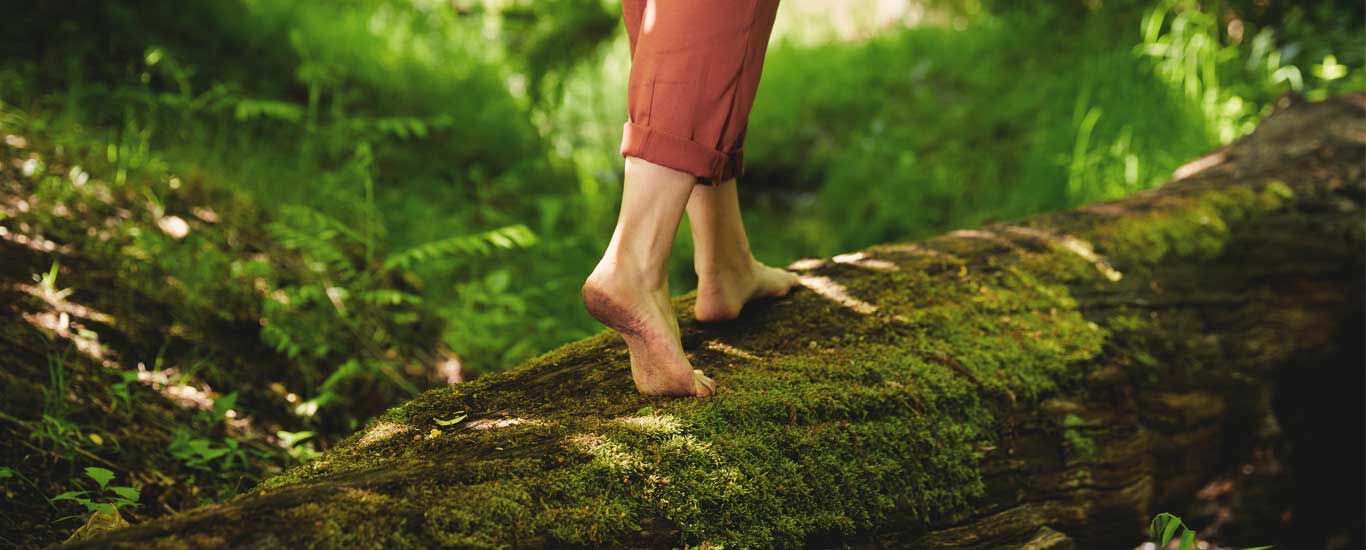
0, 467, 14, 479
110, 486, 140, 502
1152, 515, 1185, 548
434, 413, 467, 427
1161, 518, 1181, 546
50, 490, 87, 502
277, 430, 315, 448
1179, 529, 1196, 550
213, 391, 238, 419
84, 467, 115, 489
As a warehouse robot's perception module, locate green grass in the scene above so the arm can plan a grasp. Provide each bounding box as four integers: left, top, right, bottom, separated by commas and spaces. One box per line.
2, 0, 1360, 381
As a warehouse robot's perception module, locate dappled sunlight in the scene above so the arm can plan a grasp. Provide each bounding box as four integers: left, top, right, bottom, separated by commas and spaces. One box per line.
705, 340, 760, 361
872, 243, 950, 259
136, 365, 216, 411
947, 229, 1022, 251
798, 275, 878, 316
832, 251, 899, 272
467, 417, 537, 431
356, 420, 413, 449
1000, 226, 1124, 283
614, 413, 682, 435
566, 433, 642, 473
0, 224, 67, 254
16, 274, 119, 367
155, 215, 190, 239
22, 309, 113, 367
773, 0, 950, 45
435, 350, 463, 384
787, 257, 826, 271
16, 281, 115, 326
1172, 150, 1229, 181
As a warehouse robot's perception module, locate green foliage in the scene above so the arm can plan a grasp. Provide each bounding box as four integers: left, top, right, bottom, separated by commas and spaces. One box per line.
744, 0, 1361, 258
49, 467, 140, 517
1149, 512, 1273, 550
9, 0, 1357, 383
31, 353, 83, 460
168, 431, 246, 472
1, 5, 1361, 542
276, 430, 321, 463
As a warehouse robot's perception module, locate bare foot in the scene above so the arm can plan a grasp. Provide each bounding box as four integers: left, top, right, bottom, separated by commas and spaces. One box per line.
583, 265, 716, 397
694, 259, 800, 323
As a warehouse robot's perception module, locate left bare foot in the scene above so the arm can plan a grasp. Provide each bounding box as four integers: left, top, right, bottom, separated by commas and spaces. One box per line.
694, 259, 799, 322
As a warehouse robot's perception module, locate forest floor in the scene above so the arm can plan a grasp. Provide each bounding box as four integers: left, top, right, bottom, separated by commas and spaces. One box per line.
24, 95, 1366, 550
0, 118, 453, 547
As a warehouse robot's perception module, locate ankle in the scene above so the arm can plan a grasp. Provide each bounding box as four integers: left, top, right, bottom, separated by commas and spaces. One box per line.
591, 255, 669, 293
695, 256, 759, 281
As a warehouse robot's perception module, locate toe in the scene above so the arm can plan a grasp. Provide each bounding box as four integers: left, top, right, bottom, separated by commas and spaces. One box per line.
692, 369, 717, 396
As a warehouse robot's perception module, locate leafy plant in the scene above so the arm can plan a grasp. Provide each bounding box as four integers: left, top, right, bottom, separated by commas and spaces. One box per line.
276, 430, 320, 463
31, 353, 84, 459
49, 467, 140, 516
168, 430, 248, 472
1149, 512, 1272, 550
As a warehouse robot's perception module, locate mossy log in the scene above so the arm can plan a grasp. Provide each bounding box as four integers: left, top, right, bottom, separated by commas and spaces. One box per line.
76, 95, 1365, 548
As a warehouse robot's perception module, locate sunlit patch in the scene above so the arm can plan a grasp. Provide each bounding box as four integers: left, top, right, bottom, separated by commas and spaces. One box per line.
871, 242, 948, 258
788, 257, 825, 271
357, 421, 413, 448
0, 226, 66, 253
16, 282, 115, 325
137, 364, 216, 411
705, 340, 760, 361
4, 134, 28, 148
436, 349, 463, 384
69, 165, 89, 187
20, 157, 41, 177
156, 215, 190, 239
191, 207, 220, 223
17, 278, 119, 366
22, 310, 113, 366
467, 417, 537, 430
798, 275, 878, 315
831, 251, 899, 272
947, 228, 1020, 250
1173, 150, 1228, 180
614, 413, 681, 435
1001, 226, 1123, 282
566, 433, 641, 472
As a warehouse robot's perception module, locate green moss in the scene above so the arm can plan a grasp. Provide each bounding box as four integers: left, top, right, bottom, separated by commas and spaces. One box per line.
237, 221, 1131, 547
1086, 181, 1294, 268
1062, 413, 1098, 459
162, 176, 1316, 547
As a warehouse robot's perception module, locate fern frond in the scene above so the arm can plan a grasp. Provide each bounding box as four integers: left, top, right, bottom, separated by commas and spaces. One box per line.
383, 224, 535, 272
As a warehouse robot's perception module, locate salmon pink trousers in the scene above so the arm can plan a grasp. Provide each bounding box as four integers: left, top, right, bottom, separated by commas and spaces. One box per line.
619, 0, 781, 183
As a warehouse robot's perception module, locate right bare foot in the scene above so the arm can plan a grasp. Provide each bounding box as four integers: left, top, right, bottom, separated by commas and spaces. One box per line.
694, 258, 800, 323
582, 264, 715, 397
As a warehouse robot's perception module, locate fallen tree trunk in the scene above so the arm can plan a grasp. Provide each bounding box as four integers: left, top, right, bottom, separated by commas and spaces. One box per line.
76, 95, 1365, 549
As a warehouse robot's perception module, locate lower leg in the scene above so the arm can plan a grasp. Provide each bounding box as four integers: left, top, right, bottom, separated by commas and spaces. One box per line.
583, 157, 716, 396
687, 179, 799, 322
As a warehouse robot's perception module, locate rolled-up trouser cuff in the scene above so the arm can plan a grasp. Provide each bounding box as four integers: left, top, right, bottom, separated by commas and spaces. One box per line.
620, 121, 743, 184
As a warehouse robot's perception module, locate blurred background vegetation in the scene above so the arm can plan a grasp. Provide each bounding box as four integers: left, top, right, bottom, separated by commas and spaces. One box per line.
0, 0, 1361, 544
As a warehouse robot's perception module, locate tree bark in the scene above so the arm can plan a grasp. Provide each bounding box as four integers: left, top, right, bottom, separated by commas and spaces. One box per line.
73, 94, 1366, 549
